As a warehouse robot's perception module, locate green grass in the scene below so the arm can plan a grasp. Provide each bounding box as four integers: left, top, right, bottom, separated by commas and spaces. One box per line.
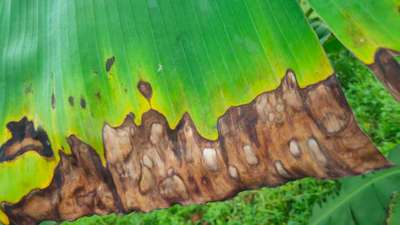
40, 39, 400, 225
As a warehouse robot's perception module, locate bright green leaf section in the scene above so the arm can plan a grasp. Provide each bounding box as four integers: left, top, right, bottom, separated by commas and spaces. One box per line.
0, 0, 332, 215
310, 146, 400, 225
309, 0, 400, 64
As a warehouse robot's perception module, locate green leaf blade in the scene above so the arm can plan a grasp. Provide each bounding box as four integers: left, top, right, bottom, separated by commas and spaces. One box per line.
309, 0, 400, 64
310, 147, 400, 225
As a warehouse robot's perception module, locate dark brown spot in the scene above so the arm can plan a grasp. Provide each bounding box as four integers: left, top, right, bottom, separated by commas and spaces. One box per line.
68, 96, 74, 106
80, 98, 86, 109
187, 175, 201, 194
137, 80, 153, 100
0, 117, 53, 161
51, 93, 56, 109
201, 176, 210, 185
105, 56, 115, 72
95, 92, 101, 100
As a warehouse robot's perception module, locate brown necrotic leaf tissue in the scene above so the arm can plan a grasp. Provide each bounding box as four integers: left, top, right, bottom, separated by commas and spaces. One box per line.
2, 73, 389, 225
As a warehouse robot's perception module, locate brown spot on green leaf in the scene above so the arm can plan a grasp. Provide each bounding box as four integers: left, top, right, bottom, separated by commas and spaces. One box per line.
51, 94, 56, 109
95, 91, 101, 100
80, 97, 86, 109
105, 56, 115, 72
68, 96, 74, 106
137, 80, 153, 100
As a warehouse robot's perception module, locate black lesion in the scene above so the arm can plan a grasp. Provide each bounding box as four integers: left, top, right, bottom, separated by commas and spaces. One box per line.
105, 56, 115, 72
68, 96, 75, 106
0, 117, 54, 162
51, 93, 56, 109
80, 97, 87, 109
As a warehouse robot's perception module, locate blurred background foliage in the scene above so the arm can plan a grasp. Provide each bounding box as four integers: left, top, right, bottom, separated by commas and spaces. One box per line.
40, 9, 400, 225
309, 146, 400, 225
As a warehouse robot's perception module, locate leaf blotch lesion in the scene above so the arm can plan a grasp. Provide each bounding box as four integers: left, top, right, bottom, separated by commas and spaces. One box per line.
105, 56, 115, 72
0, 117, 54, 161
68, 96, 74, 106
51, 93, 56, 110
137, 80, 153, 101
95, 91, 101, 100
80, 97, 86, 109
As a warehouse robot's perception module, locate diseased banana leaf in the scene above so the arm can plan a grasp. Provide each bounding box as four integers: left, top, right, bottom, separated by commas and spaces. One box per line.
310, 146, 400, 225
0, 0, 396, 224
0, 0, 331, 153
309, 0, 400, 100
0, 0, 331, 209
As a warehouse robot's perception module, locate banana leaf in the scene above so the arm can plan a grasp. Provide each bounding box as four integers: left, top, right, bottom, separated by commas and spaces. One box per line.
0, 0, 397, 224
310, 146, 400, 225
309, 0, 400, 100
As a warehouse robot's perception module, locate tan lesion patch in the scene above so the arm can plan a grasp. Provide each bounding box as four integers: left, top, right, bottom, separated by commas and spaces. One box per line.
0, 117, 53, 162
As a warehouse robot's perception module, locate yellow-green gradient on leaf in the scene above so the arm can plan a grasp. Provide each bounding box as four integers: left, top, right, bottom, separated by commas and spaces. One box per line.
0, 209, 8, 225
0, 0, 332, 155
309, 0, 400, 64
0, 0, 332, 221
0, 152, 57, 225
0, 152, 57, 203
